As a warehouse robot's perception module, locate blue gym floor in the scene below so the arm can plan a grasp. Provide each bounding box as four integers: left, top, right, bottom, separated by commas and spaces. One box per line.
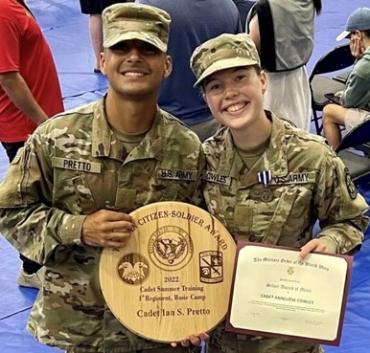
0, 1, 369, 352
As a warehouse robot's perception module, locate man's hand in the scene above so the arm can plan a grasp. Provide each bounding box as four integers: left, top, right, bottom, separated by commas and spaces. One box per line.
350, 31, 364, 59
81, 209, 136, 247
170, 332, 209, 348
299, 238, 337, 260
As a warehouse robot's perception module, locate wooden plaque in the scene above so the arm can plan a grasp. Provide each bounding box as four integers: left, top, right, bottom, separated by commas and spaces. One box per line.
99, 201, 236, 342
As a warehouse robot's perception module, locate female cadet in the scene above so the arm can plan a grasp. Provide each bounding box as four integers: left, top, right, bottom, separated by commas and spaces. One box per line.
190, 33, 369, 353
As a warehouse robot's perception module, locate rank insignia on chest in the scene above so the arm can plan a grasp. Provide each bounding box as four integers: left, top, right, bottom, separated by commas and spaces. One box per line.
257, 170, 272, 186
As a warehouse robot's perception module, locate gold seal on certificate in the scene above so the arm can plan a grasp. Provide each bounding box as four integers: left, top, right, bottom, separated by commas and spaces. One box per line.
226, 243, 352, 346
99, 201, 236, 342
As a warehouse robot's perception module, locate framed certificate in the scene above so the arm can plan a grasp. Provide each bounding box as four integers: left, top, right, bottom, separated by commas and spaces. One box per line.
225, 242, 352, 346
100, 202, 236, 342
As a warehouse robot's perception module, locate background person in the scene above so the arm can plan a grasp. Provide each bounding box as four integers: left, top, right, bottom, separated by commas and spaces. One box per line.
232, 0, 255, 30
247, 0, 322, 130
323, 7, 370, 149
0, 3, 205, 352
79, 0, 134, 73
136, 0, 242, 141
0, 0, 64, 288
190, 32, 368, 353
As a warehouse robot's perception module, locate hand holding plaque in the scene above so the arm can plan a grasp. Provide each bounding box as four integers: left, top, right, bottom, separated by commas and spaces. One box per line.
99, 201, 236, 342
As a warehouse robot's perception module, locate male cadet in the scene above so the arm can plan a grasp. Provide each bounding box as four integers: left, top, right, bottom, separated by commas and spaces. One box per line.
190, 33, 369, 353
0, 3, 205, 353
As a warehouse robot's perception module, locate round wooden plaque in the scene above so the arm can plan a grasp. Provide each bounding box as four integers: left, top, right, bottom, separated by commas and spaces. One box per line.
99, 201, 236, 342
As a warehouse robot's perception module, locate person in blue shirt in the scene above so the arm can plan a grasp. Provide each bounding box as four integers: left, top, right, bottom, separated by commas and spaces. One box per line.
136, 0, 242, 141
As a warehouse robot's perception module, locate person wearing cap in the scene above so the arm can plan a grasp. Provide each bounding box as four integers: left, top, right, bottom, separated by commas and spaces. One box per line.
0, 3, 206, 352
190, 33, 368, 353
323, 7, 370, 149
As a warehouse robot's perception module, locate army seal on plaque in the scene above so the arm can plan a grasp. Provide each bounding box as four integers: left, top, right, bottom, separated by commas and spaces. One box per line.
99, 201, 236, 343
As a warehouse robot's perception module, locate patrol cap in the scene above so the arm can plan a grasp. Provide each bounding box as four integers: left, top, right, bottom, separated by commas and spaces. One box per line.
102, 3, 171, 52
190, 33, 260, 87
336, 7, 370, 41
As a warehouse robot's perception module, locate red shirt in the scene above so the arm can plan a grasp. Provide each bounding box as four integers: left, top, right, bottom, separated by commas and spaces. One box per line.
0, 0, 64, 142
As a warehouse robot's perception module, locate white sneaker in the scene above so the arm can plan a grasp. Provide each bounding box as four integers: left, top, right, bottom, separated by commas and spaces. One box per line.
17, 267, 44, 289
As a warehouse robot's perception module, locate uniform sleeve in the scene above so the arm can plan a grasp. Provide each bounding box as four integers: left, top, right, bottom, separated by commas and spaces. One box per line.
314, 151, 369, 254
190, 146, 206, 207
0, 14, 21, 72
0, 131, 86, 265
341, 72, 370, 108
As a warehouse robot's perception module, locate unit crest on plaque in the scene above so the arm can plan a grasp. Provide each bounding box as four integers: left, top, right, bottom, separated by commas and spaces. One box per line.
148, 225, 193, 271
199, 251, 223, 283
117, 253, 150, 285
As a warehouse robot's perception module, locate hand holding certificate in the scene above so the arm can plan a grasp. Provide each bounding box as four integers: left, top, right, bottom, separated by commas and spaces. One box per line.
226, 243, 352, 346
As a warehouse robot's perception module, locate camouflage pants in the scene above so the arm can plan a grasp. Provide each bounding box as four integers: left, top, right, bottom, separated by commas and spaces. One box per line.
206, 334, 325, 353
206, 346, 324, 353
66, 347, 200, 353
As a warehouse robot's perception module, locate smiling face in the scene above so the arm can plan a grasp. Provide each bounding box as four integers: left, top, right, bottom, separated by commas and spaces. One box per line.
202, 66, 267, 132
100, 39, 172, 100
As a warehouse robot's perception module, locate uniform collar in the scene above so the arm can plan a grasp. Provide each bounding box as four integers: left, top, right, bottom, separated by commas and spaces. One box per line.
91, 98, 163, 162
218, 112, 289, 186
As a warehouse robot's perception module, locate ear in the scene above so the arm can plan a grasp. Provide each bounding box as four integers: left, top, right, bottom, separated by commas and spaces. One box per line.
163, 55, 172, 78
259, 70, 268, 94
202, 91, 208, 104
99, 52, 107, 75
358, 30, 365, 41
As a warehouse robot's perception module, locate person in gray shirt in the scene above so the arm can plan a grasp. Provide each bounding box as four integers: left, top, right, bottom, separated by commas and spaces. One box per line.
323, 8, 370, 149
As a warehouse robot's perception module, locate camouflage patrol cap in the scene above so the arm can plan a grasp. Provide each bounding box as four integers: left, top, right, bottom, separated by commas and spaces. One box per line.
102, 3, 171, 52
190, 33, 261, 87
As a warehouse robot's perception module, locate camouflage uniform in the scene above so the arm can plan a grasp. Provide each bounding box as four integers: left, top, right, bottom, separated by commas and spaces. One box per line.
0, 3, 206, 352
190, 34, 369, 353
0, 98, 204, 353
202, 115, 368, 353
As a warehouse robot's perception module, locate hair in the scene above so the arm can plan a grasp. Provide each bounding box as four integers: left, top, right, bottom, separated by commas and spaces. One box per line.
200, 64, 262, 92
312, 0, 322, 15
250, 64, 262, 74
363, 29, 370, 38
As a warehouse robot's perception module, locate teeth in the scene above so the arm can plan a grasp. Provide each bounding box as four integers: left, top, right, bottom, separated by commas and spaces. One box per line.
124, 72, 144, 77
226, 103, 245, 113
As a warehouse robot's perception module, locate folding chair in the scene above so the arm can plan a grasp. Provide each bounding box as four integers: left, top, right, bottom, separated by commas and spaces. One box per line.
309, 44, 355, 134
336, 119, 370, 183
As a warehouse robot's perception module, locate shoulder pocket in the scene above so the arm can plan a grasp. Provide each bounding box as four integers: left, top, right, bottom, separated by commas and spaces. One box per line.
0, 146, 33, 207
